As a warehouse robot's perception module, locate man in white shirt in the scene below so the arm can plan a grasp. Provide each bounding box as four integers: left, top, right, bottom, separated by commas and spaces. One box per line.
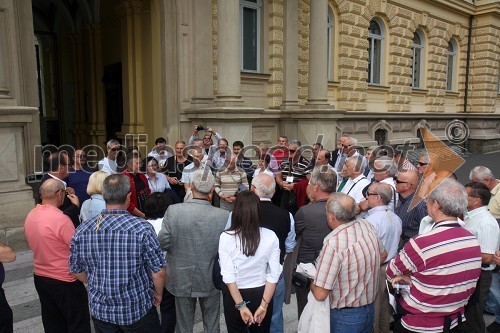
365, 182, 402, 333
181, 148, 208, 200
459, 182, 500, 333
340, 156, 370, 212
359, 156, 398, 214
98, 139, 121, 174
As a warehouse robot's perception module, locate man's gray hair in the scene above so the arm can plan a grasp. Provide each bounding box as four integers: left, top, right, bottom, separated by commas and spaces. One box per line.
346, 155, 365, 173
192, 138, 203, 146
191, 169, 215, 194
427, 178, 467, 218
326, 192, 357, 223
469, 166, 495, 182
371, 183, 392, 205
345, 136, 358, 146
375, 156, 398, 177
252, 173, 276, 198
106, 139, 120, 149
310, 166, 337, 193
289, 139, 301, 146
103, 174, 131, 205
420, 153, 430, 164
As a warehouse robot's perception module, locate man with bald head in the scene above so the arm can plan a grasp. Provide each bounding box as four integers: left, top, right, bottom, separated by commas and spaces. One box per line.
311, 192, 387, 332
394, 169, 427, 246
25, 179, 91, 333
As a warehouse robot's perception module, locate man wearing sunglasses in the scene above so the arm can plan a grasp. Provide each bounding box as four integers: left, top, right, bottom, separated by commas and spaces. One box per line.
393, 169, 427, 247
98, 139, 122, 174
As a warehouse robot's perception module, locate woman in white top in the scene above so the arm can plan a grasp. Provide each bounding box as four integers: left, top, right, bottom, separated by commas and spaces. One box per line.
219, 191, 281, 332
79, 171, 108, 222
252, 154, 275, 179
144, 157, 171, 193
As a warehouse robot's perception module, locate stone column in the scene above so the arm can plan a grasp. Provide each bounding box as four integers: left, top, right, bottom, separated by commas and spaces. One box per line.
281, 0, 300, 108
215, 0, 243, 105
191, 0, 214, 106
307, 0, 329, 106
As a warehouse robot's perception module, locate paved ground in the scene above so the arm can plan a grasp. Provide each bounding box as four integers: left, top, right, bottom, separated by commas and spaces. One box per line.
4, 151, 500, 332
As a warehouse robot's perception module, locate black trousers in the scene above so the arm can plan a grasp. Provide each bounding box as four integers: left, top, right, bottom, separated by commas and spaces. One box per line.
222, 284, 273, 333
33, 274, 91, 333
160, 288, 176, 333
0, 287, 12, 333
93, 307, 160, 333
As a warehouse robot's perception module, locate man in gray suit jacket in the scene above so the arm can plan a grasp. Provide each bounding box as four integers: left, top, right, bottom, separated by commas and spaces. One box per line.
158, 169, 229, 333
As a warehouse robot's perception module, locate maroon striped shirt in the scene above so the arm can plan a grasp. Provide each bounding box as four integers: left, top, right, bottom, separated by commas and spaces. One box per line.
386, 221, 482, 332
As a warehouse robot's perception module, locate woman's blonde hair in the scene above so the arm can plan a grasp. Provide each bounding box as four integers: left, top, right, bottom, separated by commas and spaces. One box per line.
86, 171, 109, 195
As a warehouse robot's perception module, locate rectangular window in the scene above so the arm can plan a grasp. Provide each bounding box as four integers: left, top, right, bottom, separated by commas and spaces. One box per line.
241, 1, 260, 72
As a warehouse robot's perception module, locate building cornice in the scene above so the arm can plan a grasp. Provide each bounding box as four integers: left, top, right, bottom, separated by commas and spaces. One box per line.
420, 0, 475, 16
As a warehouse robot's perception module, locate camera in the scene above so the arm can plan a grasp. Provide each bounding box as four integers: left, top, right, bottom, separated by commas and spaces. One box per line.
196, 125, 206, 131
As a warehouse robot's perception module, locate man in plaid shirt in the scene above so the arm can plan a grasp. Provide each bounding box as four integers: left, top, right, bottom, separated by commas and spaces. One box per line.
70, 174, 167, 332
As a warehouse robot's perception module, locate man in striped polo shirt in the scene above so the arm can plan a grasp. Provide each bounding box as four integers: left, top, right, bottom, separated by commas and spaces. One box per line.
387, 179, 482, 333
310, 192, 387, 333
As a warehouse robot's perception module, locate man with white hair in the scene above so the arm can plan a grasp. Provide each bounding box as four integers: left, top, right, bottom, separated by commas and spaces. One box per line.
387, 179, 482, 333
470, 166, 500, 221
334, 135, 360, 172
359, 156, 398, 214
339, 156, 370, 210
250, 173, 296, 333
158, 170, 230, 333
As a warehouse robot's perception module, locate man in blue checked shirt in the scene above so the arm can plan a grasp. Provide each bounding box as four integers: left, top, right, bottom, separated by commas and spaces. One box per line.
70, 174, 167, 333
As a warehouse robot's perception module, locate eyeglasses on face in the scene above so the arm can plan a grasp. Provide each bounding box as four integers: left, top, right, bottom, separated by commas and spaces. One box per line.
394, 179, 412, 185
366, 192, 379, 197
416, 162, 429, 166
109, 147, 120, 152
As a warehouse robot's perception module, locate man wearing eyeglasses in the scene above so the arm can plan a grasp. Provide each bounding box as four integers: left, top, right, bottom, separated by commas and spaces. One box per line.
393, 170, 427, 247
98, 139, 122, 174
365, 183, 402, 333
38, 150, 81, 228
457, 182, 499, 333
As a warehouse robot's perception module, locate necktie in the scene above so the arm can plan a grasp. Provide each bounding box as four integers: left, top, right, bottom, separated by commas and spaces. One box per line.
337, 178, 348, 192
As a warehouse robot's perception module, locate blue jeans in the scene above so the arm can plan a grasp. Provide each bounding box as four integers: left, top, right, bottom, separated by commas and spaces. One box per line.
330, 303, 374, 333
270, 273, 285, 333
485, 271, 500, 322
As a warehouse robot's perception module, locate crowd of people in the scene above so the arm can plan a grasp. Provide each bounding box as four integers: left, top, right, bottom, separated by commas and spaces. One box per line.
0, 127, 499, 333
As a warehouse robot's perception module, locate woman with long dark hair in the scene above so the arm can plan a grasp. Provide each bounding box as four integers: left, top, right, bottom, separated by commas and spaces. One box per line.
218, 191, 281, 332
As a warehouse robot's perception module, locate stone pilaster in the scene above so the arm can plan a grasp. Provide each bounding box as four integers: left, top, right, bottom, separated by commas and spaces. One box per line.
191, 0, 214, 106
215, 0, 243, 105
268, 0, 285, 109
281, 0, 299, 108
306, 0, 329, 106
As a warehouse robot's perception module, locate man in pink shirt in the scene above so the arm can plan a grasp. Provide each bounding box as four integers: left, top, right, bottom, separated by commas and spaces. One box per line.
25, 179, 90, 333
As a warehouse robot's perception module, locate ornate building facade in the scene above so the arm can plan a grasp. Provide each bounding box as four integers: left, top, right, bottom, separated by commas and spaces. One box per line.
0, 0, 499, 243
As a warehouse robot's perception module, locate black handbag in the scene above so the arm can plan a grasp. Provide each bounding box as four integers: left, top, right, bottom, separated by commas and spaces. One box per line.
291, 271, 310, 290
